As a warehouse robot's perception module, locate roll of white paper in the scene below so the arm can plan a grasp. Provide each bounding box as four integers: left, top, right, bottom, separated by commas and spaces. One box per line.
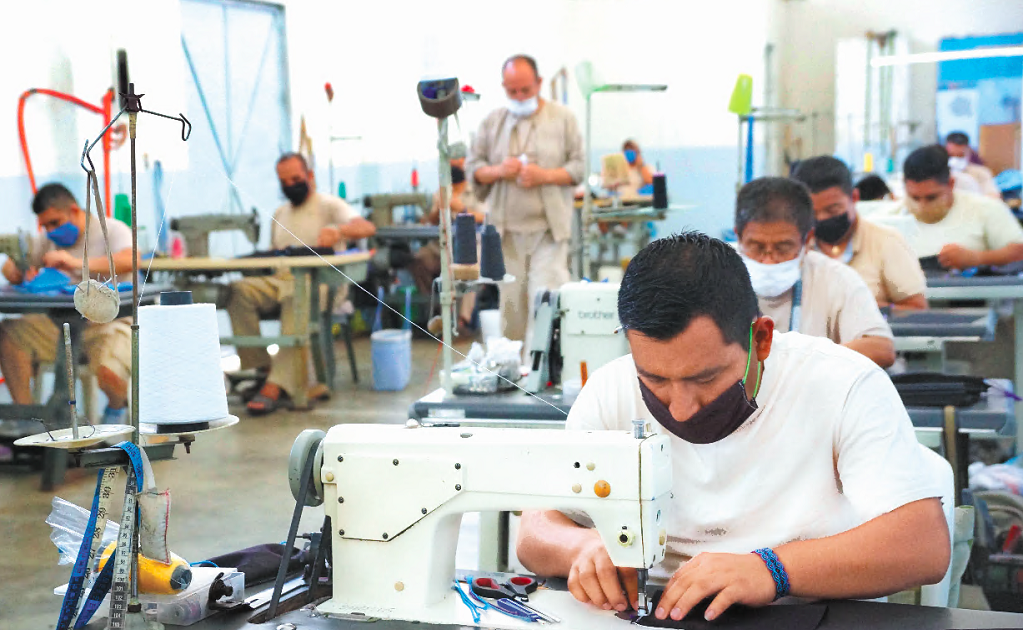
139, 303, 228, 424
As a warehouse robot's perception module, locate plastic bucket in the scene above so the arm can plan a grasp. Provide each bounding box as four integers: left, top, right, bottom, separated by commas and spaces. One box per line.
371, 329, 412, 391
370, 286, 413, 391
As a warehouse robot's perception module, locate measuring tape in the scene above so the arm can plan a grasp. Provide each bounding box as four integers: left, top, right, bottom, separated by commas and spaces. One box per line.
107, 462, 140, 630
54, 441, 145, 630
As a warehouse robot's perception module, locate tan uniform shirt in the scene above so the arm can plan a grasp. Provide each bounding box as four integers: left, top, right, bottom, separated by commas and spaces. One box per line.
466, 100, 584, 241
880, 191, 1023, 258
270, 191, 358, 249
816, 218, 926, 306
759, 251, 893, 343
29, 216, 133, 284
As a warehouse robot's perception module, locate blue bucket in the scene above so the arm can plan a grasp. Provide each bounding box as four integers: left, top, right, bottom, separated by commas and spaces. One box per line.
371, 288, 413, 391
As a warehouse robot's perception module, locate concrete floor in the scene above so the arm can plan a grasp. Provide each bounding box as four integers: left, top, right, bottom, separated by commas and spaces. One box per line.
0, 336, 475, 629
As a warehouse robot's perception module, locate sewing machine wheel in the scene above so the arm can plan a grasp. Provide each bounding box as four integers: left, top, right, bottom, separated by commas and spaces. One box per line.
289, 429, 325, 506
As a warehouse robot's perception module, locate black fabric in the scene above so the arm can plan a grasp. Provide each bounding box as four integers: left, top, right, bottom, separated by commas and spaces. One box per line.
629, 595, 827, 630
890, 373, 988, 408
241, 246, 336, 259
204, 543, 306, 586
919, 256, 1023, 277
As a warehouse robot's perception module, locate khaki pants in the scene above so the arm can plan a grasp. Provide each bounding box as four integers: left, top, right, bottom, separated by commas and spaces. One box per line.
500, 230, 570, 348
228, 274, 326, 397
0, 315, 131, 382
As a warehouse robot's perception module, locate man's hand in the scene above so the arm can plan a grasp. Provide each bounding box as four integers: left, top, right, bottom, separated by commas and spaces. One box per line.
41, 250, 79, 272
937, 244, 982, 270
317, 226, 341, 248
654, 553, 776, 622
500, 157, 522, 180
517, 164, 548, 189
567, 533, 638, 612
24, 267, 39, 282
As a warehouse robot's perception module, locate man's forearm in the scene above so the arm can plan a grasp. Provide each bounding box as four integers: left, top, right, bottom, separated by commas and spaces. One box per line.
517, 510, 594, 577
776, 498, 949, 600
2, 259, 22, 284
893, 293, 927, 310
339, 218, 376, 240
842, 336, 895, 368
544, 167, 574, 187
474, 164, 504, 185
978, 243, 1023, 266
102, 249, 138, 275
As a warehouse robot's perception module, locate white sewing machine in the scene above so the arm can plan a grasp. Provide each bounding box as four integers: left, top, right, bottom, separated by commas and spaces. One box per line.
292, 423, 671, 626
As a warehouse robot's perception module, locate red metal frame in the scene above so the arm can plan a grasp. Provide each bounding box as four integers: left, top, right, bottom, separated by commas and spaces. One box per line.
17, 88, 115, 215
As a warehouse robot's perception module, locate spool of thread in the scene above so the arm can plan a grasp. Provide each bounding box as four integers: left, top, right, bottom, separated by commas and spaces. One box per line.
139, 295, 229, 425
452, 213, 478, 265
652, 174, 668, 210
479, 225, 506, 280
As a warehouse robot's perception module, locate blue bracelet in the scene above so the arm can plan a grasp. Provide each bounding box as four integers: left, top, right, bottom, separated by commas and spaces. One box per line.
752, 548, 790, 600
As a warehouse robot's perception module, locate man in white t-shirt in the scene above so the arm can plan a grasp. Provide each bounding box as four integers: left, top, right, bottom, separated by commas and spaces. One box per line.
227, 153, 376, 415
734, 177, 895, 367
516, 232, 949, 623
892, 145, 1023, 267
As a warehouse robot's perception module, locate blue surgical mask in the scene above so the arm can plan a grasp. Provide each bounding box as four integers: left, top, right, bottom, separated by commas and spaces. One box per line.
507, 96, 539, 118
47, 221, 80, 247
624, 149, 637, 165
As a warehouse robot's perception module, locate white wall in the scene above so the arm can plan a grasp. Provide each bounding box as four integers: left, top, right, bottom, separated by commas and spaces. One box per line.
777, 0, 1023, 158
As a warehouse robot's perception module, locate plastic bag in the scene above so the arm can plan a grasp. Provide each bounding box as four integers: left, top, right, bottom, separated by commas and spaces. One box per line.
969, 461, 1023, 495
449, 338, 523, 394
46, 496, 119, 566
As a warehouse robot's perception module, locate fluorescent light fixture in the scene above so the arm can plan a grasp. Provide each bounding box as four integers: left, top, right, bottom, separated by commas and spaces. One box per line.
871, 46, 1023, 67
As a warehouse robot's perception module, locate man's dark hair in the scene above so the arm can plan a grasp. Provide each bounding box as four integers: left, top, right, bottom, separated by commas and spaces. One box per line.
503, 54, 539, 78
276, 152, 309, 172
855, 174, 892, 201
735, 177, 814, 239
32, 183, 77, 215
791, 156, 853, 196
451, 164, 466, 186
904, 145, 950, 184
618, 231, 758, 349
946, 131, 970, 146
622, 139, 639, 152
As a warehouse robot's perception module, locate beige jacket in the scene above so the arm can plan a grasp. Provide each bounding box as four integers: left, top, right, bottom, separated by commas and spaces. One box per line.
466, 100, 584, 241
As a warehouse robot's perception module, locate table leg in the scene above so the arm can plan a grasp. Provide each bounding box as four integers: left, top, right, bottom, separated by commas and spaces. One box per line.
292, 270, 311, 409
1015, 299, 1023, 454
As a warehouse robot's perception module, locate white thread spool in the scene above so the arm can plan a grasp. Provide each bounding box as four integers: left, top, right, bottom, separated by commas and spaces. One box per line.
139, 297, 228, 425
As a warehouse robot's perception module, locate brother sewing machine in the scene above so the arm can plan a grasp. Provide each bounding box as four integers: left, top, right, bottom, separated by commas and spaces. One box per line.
286, 423, 671, 627
169, 208, 260, 257
0, 230, 31, 273
362, 192, 431, 227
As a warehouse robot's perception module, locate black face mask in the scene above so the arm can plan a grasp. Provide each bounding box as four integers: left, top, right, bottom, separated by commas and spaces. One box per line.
637, 334, 762, 445
814, 212, 852, 244
282, 181, 310, 206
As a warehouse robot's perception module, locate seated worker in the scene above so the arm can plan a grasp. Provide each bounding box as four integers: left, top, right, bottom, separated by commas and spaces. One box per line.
408, 163, 484, 335
517, 231, 950, 621
734, 177, 896, 368
0, 183, 135, 424
791, 156, 926, 309
893, 145, 1023, 269
622, 139, 655, 189
855, 174, 893, 201
228, 152, 376, 415
945, 131, 986, 167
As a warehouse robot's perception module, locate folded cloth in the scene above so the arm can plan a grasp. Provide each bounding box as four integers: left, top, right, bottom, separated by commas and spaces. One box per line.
204, 543, 307, 587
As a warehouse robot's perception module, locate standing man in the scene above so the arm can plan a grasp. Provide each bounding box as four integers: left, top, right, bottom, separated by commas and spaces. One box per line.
228, 153, 375, 415
466, 54, 584, 345
0, 183, 135, 424
735, 177, 896, 368
791, 156, 926, 309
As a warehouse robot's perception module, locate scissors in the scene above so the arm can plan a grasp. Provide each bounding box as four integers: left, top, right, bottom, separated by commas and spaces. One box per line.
469, 576, 558, 623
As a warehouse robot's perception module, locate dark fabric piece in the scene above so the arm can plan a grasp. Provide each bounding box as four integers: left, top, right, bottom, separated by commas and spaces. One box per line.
630, 595, 827, 630
890, 373, 988, 408
205, 543, 306, 586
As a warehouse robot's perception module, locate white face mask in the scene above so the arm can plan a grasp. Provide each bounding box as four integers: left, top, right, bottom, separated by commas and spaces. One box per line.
507, 96, 539, 118
948, 156, 969, 172
742, 251, 803, 299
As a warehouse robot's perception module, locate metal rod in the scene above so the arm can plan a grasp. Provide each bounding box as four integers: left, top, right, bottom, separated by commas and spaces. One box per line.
581, 94, 592, 280
438, 117, 454, 393
63, 323, 79, 440
129, 111, 139, 446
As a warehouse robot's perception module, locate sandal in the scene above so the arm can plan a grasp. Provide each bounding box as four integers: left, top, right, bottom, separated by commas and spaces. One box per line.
307, 383, 332, 402
247, 382, 293, 416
